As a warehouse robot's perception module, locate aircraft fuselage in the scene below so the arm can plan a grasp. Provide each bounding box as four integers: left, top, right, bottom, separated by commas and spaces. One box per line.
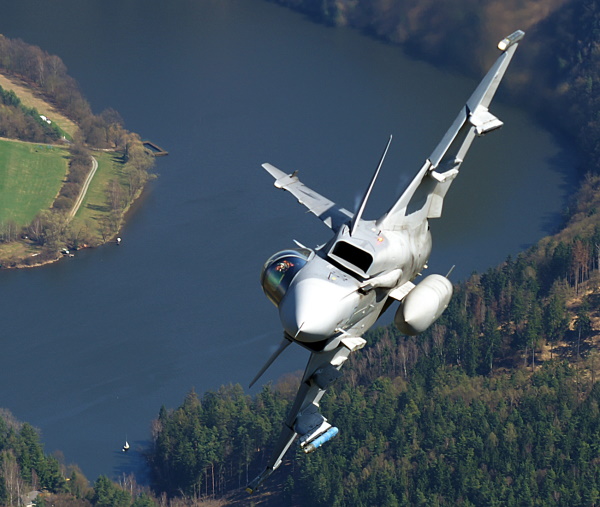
267, 218, 433, 348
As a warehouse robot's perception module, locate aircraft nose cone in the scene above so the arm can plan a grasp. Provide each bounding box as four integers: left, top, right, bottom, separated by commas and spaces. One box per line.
279, 278, 348, 342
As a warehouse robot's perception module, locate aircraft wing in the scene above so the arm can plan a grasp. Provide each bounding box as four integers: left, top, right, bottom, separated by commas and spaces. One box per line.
377, 30, 524, 231
263, 163, 353, 231
246, 334, 366, 493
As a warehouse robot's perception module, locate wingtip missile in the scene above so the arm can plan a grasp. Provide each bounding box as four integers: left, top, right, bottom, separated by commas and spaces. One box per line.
498, 30, 525, 51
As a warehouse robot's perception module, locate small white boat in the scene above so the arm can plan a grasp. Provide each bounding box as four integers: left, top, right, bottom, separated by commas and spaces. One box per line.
122, 440, 130, 452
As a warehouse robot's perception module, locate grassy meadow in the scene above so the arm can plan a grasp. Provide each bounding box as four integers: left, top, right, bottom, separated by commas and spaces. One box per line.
0, 139, 68, 225
70, 151, 127, 244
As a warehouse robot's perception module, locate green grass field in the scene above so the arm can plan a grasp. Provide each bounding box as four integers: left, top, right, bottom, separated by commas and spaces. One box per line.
70, 151, 126, 243
0, 139, 69, 226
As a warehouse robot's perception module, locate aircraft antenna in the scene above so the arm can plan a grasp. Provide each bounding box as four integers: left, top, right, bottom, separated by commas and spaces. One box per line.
350, 135, 392, 236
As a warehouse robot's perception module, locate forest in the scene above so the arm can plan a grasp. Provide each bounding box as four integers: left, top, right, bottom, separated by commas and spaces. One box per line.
2, 0, 600, 505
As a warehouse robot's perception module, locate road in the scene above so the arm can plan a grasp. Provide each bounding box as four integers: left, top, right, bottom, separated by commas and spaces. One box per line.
69, 156, 98, 219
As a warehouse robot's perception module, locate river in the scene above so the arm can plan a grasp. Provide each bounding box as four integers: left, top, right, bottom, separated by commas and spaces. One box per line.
0, 0, 575, 481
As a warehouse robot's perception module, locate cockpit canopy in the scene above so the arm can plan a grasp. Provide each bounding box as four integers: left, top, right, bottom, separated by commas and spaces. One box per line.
261, 248, 311, 306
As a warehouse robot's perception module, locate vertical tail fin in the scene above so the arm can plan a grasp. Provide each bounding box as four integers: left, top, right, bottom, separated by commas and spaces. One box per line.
350, 135, 392, 235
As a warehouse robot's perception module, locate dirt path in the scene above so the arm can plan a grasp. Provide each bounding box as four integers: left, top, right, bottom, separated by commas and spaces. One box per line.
69, 156, 98, 219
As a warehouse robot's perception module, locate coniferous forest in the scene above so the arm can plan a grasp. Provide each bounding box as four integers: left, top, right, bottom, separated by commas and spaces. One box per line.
4, 0, 600, 506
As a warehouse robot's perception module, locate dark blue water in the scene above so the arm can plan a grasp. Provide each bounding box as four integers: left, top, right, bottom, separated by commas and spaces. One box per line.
0, 0, 575, 481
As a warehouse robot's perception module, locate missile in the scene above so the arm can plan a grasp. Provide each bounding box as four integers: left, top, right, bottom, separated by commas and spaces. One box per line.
303, 427, 339, 454
394, 274, 453, 335
498, 30, 525, 51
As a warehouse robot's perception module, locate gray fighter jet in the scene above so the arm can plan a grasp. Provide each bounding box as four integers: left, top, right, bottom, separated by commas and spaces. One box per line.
247, 30, 524, 492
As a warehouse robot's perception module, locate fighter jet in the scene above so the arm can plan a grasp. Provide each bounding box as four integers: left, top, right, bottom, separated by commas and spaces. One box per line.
246, 30, 525, 493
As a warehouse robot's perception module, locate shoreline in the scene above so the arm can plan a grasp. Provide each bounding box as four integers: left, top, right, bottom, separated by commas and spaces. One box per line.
0, 166, 153, 270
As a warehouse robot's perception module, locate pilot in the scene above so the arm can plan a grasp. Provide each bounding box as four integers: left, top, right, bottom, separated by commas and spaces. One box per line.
275, 259, 294, 273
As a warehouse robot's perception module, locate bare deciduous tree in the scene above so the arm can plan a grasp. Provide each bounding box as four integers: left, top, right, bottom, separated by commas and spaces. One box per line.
1, 450, 23, 507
